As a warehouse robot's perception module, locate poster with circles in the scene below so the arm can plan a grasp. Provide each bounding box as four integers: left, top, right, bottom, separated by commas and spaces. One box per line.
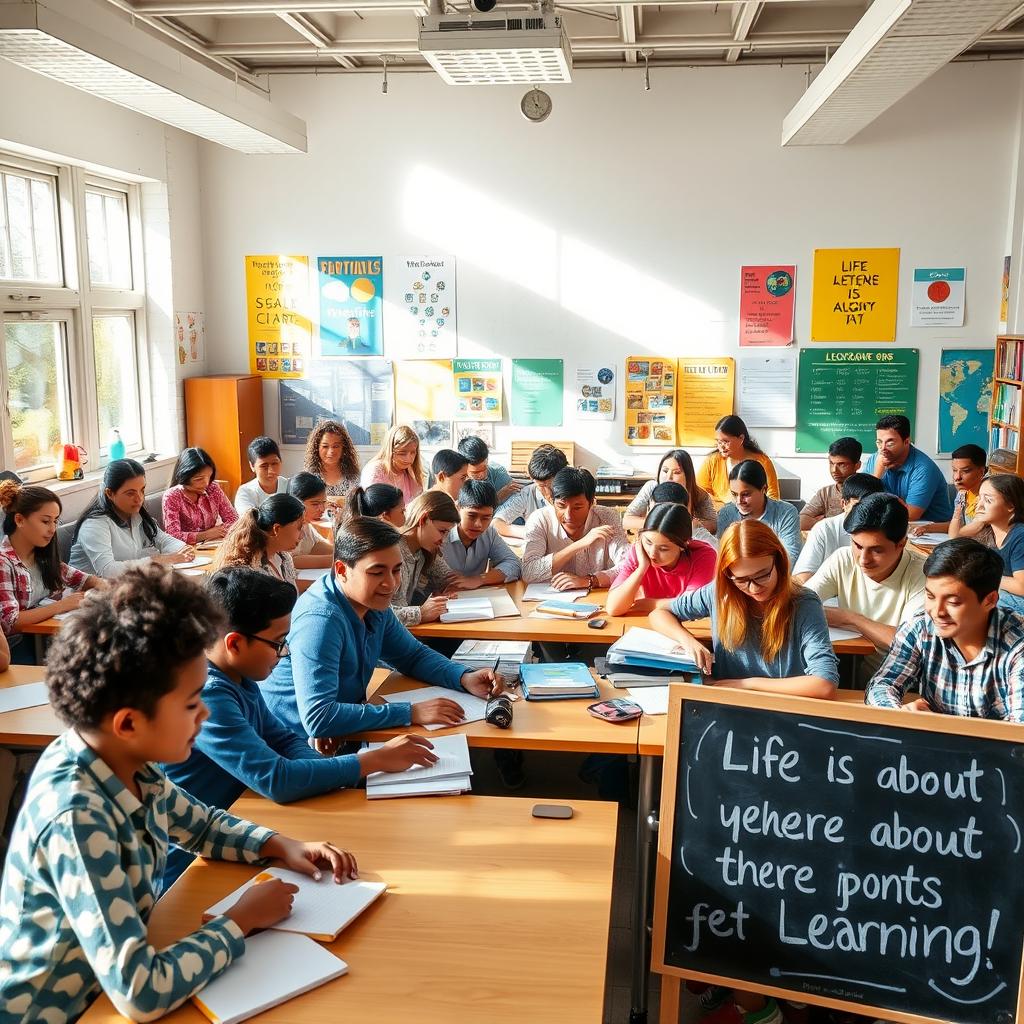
385, 256, 458, 360
317, 256, 383, 357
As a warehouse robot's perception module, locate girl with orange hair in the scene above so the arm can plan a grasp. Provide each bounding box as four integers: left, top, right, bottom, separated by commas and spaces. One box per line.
649, 518, 837, 698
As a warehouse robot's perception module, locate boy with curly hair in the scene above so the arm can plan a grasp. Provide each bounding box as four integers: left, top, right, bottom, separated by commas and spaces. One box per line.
0, 565, 358, 1024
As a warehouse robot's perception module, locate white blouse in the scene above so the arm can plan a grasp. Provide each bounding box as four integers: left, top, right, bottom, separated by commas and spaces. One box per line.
69, 515, 186, 579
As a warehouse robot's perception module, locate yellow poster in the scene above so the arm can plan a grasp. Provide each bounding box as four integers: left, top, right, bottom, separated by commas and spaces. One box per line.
395, 358, 454, 446
676, 358, 735, 447
624, 356, 677, 446
245, 255, 312, 379
811, 248, 899, 342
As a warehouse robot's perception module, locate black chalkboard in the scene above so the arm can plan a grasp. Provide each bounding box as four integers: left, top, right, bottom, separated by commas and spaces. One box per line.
662, 700, 1024, 1024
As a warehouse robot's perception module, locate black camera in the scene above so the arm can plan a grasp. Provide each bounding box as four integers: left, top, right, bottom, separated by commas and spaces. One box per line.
485, 693, 514, 729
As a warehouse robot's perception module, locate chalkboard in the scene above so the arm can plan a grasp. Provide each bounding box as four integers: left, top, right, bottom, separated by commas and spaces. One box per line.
796, 348, 919, 453
655, 693, 1024, 1024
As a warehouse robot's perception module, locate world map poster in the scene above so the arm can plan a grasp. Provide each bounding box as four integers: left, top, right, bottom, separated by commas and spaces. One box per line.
938, 348, 994, 454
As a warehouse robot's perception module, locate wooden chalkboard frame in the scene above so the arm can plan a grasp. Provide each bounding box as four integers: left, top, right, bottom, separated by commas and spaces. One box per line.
651, 685, 1024, 1024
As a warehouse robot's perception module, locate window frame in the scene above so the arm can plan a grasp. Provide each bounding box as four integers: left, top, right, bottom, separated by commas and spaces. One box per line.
0, 154, 64, 288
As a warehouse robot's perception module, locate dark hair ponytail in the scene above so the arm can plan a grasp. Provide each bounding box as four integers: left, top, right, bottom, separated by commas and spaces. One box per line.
347, 483, 403, 519
213, 494, 304, 570
0, 480, 64, 592
641, 501, 694, 553
288, 472, 327, 502
74, 459, 158, 545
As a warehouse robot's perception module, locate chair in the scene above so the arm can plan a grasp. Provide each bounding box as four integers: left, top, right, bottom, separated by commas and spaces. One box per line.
56, 521, 76, 563
144, 491, 165, 530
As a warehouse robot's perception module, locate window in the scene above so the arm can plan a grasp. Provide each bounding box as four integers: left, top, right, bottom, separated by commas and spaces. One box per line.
93, 314, 141, 450
86, 187, 132, 288
0, 168, 61, 284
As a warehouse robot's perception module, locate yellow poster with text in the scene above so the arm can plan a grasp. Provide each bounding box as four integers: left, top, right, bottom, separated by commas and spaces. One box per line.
676, 358, 735, 447
811, 248, 899, 343
245, 255, 312, 379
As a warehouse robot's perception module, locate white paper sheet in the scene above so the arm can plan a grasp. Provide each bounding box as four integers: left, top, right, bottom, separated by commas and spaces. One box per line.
0, 682, 48, 713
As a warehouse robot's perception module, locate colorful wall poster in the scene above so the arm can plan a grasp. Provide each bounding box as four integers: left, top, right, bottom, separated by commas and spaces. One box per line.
245, 255, 312, 380
1001, 255, 1011, 327
938, 348, 994, 454
279, 358, 393, 447
574, 366, 616, 420
454, 421, 495, 448
911, 268, 965, 327
395, 358, 453, 447
317, 256, 383, 357
386, 256, 457, 360
624, 356, 677, 446
511, 359, 563, 427
739, 266, 796, 346
810, 248, 900, 343
452, 358, 502, 421
737, 355, 796, 428
676, 358, 734, 447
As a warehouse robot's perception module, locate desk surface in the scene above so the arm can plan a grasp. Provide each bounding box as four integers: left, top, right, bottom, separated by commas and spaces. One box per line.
79, 791, 618, 1024
0, 665, 60, 746
360, 669, 640, 754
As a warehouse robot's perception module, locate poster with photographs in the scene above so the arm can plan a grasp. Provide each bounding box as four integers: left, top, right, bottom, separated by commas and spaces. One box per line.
624, 356, 677, 446
574, 366, 615, 420
454, 421, 495, 447
452, 358, 502, 421
386, 256, 457, 360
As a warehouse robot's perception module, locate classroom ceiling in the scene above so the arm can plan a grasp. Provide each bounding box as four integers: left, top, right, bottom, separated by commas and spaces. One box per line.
106, 0, 1024, 78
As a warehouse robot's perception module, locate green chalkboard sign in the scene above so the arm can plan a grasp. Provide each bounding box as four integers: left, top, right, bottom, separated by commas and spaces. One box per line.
796, 348, 919, 453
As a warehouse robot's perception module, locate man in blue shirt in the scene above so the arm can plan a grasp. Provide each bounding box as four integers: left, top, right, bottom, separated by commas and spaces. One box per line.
863, 414, 953, 522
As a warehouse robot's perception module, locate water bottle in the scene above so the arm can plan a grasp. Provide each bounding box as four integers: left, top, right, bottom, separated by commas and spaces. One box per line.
109, 428, 126, 461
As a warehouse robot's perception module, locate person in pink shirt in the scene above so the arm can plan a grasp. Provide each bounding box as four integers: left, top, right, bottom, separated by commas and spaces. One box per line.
605, 502, 716, 616
161, 447, 238, 545
359, 424, 424, 504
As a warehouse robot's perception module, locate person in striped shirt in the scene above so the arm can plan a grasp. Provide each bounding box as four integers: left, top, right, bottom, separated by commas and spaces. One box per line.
865, 538, 1024, 720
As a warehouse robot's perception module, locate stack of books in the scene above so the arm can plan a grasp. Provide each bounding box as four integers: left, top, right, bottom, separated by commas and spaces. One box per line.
453, 639, 535, 678
606, 627, 706, 679
365, 734, 473, 798
520, 662, 599, 700
594, 656, 689, 689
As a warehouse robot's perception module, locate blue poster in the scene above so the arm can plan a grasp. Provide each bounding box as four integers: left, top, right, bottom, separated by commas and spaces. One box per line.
317, 256, 383, 357
938, 348, 994, 454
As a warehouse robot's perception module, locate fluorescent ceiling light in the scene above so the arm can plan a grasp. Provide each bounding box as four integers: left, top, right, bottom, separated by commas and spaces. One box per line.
0, 0, 306, 154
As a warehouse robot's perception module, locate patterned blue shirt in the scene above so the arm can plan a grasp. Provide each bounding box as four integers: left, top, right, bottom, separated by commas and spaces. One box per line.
865, 607, 1024, 720
0, 730, 275, 1024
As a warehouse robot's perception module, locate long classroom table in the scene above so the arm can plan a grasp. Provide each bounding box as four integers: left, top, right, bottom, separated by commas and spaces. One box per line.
78, 790, 619, 1024
0, 664, 56, 746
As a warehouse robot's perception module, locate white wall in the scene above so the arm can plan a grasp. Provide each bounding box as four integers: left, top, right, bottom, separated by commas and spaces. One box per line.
197, 60, 1021, 492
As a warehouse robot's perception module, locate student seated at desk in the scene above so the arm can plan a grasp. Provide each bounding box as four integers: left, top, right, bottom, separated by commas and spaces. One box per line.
0, 565, 358, 1024
863, 414, 952, 522
0, 482, 103, 663
302, 419, 360, 502
493, 443, 568, 539
697, 414, 780, 508
161, 447, 238, 544
792, 472, 884, 584
716, 460, 801, 566
347, 482, 406, 527
234, 436, 288, 514
522, 466, 629, 590
70, 459, 191, 578
360, 424, 424, 504
391, 490, 458, 625
288, 473, 335, 570
909, 442, 989, 540
799, 436, 862, 530
605, 503, 716, 616
164, 568, 435, 888
459, 434, 518, 505
866, 539, 1024, 720
429, 448, 471, 502
442, 479, 521, 588
212, 494, 304, 589
805, 493, 926, 679
622, 448, 717, 535
970, 474, 1024, 613
263, 516, 502, 746
649, 519, 838, 698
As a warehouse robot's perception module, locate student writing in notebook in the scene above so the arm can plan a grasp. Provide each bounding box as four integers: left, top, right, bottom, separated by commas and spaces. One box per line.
442, 479, 522, 589
392, 490, 460, 625
288, 473, 335, 570
161, 447, 238, 544
164, 567, 435, 889
263, 516, 502, 753
0, 565, 357, 1024
213, 493, 305, 590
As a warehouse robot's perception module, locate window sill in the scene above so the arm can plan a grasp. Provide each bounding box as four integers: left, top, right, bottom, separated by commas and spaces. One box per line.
29, 454, 176, 500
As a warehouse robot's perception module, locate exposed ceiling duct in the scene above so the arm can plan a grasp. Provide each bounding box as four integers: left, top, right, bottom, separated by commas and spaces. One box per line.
782, 0, 1024, 146
0, 0, 307, 154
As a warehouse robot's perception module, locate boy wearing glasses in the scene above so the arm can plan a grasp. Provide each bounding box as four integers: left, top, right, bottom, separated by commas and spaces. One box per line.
164, 567, 437, 887
864, 414, 952, 522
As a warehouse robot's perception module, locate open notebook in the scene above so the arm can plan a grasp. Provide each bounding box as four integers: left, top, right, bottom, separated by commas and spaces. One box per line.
441, 586, 519, 622
382, 684, 489, 731
204, 870, 386, 942
192, 930, 347, 1024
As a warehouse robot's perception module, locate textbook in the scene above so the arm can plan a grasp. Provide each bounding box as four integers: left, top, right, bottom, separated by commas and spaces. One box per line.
520, 662, 599, 700
594, 656, 689, 689
440, 597, 495, 623
607, 627, 706, 674
204, 869, 386, 942
192, 930, 347, 1024
382, 684, 489, 730
366, 774, 471, 799
453, 639, 534, 678
534, 599, 602, 619
366, 733, 472, 789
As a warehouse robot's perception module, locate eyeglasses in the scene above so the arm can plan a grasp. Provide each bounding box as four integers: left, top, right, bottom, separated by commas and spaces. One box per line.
726, 566, 776, 591
242, 634, 290, 657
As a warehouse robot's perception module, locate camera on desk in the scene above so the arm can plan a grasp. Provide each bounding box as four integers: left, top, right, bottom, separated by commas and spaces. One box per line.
485, 689, 514, 729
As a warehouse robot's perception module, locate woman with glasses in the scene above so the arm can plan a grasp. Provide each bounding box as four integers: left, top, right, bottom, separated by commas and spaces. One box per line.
696, 414, 780, 508
717, 459, 802, 566
650, 519, 838, 698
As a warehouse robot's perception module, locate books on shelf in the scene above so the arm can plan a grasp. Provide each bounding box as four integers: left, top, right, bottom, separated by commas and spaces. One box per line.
993, 381, 1021, 426
453, 639, 534, 678
607, 627, 708, 675
999, 337, 1024, 381
519, 662, 599, 700
366, 733, 473, 799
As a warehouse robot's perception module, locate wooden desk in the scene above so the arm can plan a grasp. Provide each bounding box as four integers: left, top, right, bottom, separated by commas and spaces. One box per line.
359, 670, 640, 754
79, 792, 618, 1024
0, 665, 61, 746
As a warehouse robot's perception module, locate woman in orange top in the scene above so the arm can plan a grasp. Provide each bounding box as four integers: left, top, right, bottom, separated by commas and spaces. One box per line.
696, 414, 779, 507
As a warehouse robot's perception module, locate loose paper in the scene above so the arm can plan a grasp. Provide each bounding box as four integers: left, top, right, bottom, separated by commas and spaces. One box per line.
737, 356, 796, 428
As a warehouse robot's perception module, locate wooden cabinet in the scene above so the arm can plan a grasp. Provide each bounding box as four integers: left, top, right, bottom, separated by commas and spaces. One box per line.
184, 375, 264, 499
989, 335, 1024, 477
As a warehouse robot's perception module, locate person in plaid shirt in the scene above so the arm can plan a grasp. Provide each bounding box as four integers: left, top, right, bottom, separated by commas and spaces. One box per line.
866, 538, 1024, 720
161, 447, 238, 545
0, 481, 103, 662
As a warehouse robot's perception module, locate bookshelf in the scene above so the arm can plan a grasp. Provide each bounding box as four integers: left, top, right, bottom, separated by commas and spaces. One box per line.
990, 335, 1024, 475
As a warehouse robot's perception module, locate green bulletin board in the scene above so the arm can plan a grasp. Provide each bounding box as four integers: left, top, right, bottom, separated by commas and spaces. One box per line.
511, 358, 563, 426
796, 348, 919, 453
